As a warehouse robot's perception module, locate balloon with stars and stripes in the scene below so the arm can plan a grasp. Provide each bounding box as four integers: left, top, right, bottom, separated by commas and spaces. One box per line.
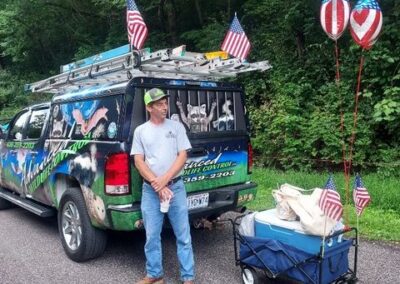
320, 0, 351, 41
349, 0, 383, 49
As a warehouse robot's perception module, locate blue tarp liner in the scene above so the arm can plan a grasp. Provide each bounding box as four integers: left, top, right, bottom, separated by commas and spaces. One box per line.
239, 235, 351, 284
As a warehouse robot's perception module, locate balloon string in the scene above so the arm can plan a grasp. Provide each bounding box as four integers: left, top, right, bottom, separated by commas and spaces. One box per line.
348, 53, 365, 175
335, 41, 341, 82
344, 52, 365, 224
335, 40, 349, 224
335, 41, 345, 162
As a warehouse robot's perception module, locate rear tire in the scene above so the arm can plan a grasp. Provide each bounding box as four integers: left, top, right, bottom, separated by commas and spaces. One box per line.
58, 187, 107, 262
242, 266, 260, 284
0, 196, 14, 210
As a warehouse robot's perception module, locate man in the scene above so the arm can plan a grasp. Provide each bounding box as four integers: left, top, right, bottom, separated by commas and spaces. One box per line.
131, 88, 195, 284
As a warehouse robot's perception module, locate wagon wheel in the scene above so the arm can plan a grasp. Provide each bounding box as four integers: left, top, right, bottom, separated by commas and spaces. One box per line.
335, 275, 359, 284
241, 266, 259, 284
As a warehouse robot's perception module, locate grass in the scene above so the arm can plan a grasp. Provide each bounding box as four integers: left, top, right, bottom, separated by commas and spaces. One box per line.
246, 168, 400, 242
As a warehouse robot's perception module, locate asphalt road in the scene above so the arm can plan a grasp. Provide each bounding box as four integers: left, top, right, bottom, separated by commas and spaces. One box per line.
0, 208, 399, 284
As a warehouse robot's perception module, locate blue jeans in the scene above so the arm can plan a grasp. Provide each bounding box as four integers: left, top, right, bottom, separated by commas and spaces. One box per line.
141, 179, 195, 281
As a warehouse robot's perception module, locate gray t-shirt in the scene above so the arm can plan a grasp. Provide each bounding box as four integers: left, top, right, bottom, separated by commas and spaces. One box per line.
131, 119, 191, 177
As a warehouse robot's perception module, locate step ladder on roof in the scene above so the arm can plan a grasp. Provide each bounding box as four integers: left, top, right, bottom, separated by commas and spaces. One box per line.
25, 45, 272, 94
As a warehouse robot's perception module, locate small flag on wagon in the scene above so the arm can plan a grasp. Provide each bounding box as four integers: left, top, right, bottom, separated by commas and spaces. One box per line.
319, 175, 344, 221
353, 174, 371, 216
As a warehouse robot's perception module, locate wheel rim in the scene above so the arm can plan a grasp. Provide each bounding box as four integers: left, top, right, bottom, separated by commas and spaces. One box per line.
242, 268, 255, 284
61, 201, 82, 251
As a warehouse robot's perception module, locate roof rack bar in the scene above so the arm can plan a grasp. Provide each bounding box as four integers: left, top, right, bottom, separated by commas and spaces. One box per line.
26, 45, 272, 94
139, 65, 233, 78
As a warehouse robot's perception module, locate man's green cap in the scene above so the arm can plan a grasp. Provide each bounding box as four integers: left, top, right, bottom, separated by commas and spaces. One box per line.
144, 88, 169, 105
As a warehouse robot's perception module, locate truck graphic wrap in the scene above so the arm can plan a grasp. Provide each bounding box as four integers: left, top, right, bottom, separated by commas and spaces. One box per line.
27, 138, 91, 194
184, 150, 248, 191
1, 65, 265, 262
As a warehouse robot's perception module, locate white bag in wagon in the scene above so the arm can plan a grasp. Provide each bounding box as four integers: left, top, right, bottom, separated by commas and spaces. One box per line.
238, 212, 256, 237
272, 183, 337, 236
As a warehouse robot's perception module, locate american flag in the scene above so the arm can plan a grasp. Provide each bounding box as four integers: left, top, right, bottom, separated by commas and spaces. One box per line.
353, 175, 371, 216
319, 175, 343, 221
349, 0, 383, 49
126, 0, 148, 50
320, 0, 350, 40
221, 14, 251, 60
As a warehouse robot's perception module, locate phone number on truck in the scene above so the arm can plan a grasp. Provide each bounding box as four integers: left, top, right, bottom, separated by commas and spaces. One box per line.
183, 170, 235, 183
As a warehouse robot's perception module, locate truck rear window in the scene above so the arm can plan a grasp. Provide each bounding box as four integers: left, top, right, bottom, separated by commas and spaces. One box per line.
135, 87, 247, 133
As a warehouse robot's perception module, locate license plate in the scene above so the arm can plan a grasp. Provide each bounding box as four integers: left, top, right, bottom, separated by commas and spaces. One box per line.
187, 193, 209, 210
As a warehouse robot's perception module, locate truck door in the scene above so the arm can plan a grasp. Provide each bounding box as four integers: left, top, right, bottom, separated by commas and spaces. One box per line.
1, 111, 30, 194
22, 108, 50, 203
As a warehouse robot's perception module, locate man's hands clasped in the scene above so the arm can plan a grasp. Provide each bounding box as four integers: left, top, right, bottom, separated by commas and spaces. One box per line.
150, 175, 174, 202
151, 175, 170, 192
158, 186, 174, 202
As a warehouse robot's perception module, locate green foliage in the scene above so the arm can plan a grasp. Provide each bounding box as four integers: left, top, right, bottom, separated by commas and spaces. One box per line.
181, 21, 225, 51
0, 70, 27, 115
346, 208, 400, 241
0, 0, 114, 73
0, 0, 399, 174
243, 0, 400, 173
374, 97, 400, 124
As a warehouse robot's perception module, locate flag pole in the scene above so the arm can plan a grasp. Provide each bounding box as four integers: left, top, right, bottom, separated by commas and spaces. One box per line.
335, 37, 351, 227
322, 174, 329, 258
355, 174, 360, 244
322, 216, 327, 258
356, 213, 360, 244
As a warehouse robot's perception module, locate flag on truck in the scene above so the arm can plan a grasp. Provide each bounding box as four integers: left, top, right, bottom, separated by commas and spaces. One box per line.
126, 0, 148, 50
221, 14, 251, 60
319, 175, 343, 221
353, 174, 371, 216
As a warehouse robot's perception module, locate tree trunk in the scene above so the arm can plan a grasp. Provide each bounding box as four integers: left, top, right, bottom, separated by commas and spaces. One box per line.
194, 0, 203, 26
227, 0, 231, 21
166, 0, 178, 45
158, 0, 167, 32
295, 31, 305, 58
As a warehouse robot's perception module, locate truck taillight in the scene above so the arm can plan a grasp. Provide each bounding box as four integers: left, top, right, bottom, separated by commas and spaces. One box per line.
248, 142, 253, 174
105, 153, 130, 195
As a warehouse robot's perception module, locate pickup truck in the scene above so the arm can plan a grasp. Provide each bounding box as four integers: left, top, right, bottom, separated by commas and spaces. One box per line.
0, 77, 258, 262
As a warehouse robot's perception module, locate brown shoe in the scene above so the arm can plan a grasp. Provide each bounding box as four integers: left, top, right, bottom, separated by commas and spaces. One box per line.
136, 276, 164, 284
183, 281, 194, 284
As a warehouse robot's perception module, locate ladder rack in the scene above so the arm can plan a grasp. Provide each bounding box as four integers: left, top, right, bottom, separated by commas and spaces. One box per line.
25, 45, 272, 94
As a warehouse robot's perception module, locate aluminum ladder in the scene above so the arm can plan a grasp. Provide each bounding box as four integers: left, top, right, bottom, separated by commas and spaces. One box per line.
25, 45, 272, 94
